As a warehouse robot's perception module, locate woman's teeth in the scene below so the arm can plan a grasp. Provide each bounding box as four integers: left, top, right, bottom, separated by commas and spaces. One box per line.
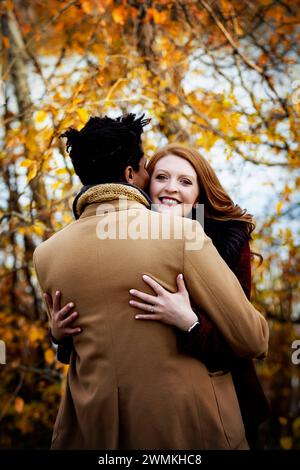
160, 198, 179, 205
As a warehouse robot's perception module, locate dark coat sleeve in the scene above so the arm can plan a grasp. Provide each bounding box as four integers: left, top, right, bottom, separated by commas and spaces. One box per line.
56, 342, 73, 364
50, 330, 73, 365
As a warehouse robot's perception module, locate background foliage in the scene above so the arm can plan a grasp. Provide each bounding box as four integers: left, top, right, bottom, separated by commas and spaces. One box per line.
0, 0, 299, 449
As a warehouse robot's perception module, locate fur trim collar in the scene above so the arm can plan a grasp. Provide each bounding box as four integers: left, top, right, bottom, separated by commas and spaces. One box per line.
73, 183, 151, 219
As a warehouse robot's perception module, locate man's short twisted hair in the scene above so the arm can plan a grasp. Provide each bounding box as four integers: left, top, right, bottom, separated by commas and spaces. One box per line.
61, 113, 150, 184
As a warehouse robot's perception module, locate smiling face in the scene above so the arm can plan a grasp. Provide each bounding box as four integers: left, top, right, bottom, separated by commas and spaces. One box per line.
149, 154, 200, 217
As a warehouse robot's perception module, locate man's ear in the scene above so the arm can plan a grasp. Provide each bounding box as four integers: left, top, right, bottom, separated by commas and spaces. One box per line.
124, 165, 134, 183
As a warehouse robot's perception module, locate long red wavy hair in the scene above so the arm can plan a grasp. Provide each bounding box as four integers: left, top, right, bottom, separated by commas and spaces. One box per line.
147, 143, 255, 235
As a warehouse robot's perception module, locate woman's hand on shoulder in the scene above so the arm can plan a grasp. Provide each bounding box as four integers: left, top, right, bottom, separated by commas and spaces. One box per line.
129, 274, 198, 332
43, 291, 82, 342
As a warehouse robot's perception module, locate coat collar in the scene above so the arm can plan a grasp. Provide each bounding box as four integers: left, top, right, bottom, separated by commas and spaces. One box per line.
74, 183, 151, 219
80, 199, 147, 219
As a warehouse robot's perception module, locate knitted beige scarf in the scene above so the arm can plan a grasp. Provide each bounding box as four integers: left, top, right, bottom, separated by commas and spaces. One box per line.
75, 183, 151, 218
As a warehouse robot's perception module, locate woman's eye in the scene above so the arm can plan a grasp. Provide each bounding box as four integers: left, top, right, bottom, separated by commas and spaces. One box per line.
156, 175, 167, 180
181, 180, 192, 185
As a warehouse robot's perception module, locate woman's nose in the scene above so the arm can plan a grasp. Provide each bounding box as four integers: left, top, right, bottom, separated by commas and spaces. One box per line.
164, 179, 178, 192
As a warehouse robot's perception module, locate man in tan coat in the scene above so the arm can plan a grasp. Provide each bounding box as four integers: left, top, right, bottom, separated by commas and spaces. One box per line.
34, 114, 268, 450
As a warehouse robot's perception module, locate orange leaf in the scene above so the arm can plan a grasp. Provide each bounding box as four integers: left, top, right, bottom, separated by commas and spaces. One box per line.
96, 76, 104, 87
2, 36, 10, 49
152, 9, 168, 25
81, 0, 94, 14
279, 416, 288, 425
20, 159, 32, 168
168, 94, 180, 107
112, 6, 127, 25
45, 348, 55, 365
280, 436, 293, 450
29, 326, 39, 343
15, 397, 24, 414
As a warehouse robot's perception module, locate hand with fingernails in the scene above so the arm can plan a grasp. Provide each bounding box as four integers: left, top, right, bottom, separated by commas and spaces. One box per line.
129, 274, 198, 332
43, 273, 197, 343
43, 291, 82, 342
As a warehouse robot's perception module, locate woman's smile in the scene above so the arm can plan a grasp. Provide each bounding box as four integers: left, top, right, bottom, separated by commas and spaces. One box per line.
149, 154, 199, 217
158, 196, 182, 206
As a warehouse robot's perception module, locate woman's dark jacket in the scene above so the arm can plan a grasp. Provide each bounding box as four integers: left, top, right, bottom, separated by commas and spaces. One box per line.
177, 218, 271, 446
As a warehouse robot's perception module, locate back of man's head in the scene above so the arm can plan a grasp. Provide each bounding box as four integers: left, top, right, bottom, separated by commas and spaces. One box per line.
61, 113, 150, 185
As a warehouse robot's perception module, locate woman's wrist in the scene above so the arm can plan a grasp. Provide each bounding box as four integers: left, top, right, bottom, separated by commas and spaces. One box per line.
179, 310, 199, 332
186, 320, 201, 333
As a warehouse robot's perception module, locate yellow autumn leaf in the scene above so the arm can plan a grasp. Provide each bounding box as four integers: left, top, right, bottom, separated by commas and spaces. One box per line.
20, 159, 33, 168
276, 201, 283, 214
76, 108, 88, 124
15, 397, 24, 414
27, 162, 38, 182
112, 6, 127, 25
33, 224, 45, 237
280, 436, 293, 450
56, 168, 67, 175
51, 181, 62, 190
29, 325, 40, 343
168, 94, 180, 107
63, 213, 73, 224
45, 348, 55, 365
35, 111, 47, 123
283, 184, 292, 197
197, 131, 218, 151
285, 228, 293, 240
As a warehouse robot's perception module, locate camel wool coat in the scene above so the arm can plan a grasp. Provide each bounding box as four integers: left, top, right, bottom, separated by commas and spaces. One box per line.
33, 184, 269, 450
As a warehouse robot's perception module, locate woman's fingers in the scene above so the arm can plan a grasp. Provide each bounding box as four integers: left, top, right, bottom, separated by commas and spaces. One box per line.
176, 273, 187, 292
142, 275, 165, 295
129, 289, 157, 305
53, 290, 61, 313
134, 314, 161, 321
129, 299, 157, 312
43, 292, 53, 311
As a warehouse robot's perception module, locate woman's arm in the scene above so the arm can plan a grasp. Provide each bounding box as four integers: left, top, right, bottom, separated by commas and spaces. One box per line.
178, 241, 252, 371
183, 222, 267, 358
129, 241, 253, 370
